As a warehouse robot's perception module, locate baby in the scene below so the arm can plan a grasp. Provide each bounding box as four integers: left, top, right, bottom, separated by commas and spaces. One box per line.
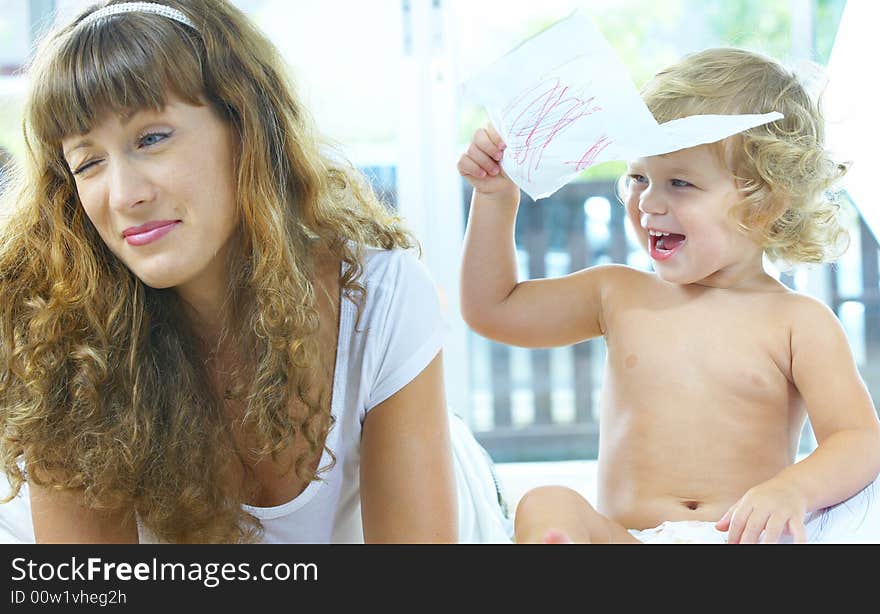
457, 48, 880, 543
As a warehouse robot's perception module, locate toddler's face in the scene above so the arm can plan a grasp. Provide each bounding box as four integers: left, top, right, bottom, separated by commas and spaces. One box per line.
624, 144, 764, 287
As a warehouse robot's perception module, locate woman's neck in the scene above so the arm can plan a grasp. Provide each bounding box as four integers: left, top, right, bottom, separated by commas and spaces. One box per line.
174, 250, 233, 344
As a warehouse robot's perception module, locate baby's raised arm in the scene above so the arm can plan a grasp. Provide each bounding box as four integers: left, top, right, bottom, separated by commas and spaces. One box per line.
457, 126, 615, 348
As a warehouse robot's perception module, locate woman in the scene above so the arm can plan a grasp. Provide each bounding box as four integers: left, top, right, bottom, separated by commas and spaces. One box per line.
0, 0, 490, 543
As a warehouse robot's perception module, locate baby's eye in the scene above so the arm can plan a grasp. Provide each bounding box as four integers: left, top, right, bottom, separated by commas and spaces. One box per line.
627, 174, 648, 186
670, 179, 693, 188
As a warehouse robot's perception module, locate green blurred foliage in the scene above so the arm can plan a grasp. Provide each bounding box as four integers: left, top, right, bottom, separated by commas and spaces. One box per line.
700, 0, 792, 60
816, 0, 847, 63
0, 95, 24, 161
593, 0, 686, 87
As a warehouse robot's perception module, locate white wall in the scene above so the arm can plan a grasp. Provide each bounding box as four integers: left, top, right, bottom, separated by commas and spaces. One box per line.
825, 0, 879, 243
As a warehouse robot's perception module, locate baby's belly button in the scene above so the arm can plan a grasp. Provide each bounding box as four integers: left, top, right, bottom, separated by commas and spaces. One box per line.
669, 498, 730, 522
641, 497, 725, 525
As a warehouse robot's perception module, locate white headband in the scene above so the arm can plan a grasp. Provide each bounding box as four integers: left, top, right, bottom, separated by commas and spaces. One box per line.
78, 2, 197, 31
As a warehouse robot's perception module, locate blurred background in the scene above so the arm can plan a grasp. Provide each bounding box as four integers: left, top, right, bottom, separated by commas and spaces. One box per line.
1, 0, 875, 464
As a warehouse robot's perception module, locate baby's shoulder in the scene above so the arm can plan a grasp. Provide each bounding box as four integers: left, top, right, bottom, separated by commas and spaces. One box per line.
574, 263, 657, 303
586, 263, 655, 287
763, 288, 841, 330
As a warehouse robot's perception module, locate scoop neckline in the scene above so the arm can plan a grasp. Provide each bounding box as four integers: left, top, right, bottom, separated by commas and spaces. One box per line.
243, 267, 352, 520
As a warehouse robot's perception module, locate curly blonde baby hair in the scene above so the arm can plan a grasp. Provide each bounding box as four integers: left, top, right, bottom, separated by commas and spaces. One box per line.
640, 47, 848, 264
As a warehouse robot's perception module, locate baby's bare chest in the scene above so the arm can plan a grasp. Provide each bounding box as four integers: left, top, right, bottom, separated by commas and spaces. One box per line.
604, 298, 794, 406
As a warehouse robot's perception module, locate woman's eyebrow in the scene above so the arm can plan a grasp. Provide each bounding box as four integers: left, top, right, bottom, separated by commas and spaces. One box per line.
63, 139, 94, 159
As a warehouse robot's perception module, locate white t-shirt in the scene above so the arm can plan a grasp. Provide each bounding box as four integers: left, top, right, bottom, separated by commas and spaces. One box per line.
153, 246, 444, 543
1, 247, 510, 544
148, 249, 444, 544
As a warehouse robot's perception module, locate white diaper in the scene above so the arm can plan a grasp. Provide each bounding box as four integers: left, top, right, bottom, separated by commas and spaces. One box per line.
629, 520, 728, 544
627, 474, 880, 544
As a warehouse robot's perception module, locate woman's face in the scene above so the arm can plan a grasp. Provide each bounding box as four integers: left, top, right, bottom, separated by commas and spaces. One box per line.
62, 96, 239, 292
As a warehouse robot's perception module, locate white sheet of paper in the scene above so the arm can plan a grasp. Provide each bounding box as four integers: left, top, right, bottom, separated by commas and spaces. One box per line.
463, 12, 783, 200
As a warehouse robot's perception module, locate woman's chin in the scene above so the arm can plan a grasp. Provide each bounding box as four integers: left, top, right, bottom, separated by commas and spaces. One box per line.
129, 268, 186, 290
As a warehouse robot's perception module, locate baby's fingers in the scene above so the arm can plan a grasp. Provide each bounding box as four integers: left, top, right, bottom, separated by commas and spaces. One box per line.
457, 155, 489, 179
715, 507, 733, 531
738, 510, 770, 544
725, 505, 752, 544
788, 518, 807, 544
474, 127, 506, 162
465, 140, 502, 176
759, 515, 788, 544
484, 123, 506, 152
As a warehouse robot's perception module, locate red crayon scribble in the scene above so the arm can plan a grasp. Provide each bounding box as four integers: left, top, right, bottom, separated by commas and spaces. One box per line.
501, 76, 603, 181
565, 135, 612, 171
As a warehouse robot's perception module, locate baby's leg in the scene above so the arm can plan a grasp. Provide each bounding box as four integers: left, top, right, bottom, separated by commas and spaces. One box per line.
513, 486, 640, 543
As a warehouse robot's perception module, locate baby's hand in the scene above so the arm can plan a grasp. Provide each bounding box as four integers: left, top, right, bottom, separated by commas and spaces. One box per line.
457, 124, 518, 198
716, 478, 808, 544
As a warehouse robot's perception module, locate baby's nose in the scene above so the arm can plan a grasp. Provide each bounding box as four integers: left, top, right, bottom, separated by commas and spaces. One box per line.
637, 190, 667, 215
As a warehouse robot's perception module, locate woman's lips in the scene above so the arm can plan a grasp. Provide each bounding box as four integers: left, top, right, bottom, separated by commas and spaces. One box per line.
122, 220, 181, 246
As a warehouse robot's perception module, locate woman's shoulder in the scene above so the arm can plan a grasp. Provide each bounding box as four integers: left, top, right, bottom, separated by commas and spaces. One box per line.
356, 245, 432, 290
313, 241, 423, 290
348, 245, 441, 326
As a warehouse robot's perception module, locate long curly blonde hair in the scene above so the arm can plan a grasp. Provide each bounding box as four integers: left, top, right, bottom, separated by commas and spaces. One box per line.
640, 47, 848, 264
0, 0, 415, 542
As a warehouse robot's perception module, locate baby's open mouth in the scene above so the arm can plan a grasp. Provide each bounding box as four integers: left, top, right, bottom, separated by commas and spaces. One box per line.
648, 230, 687, 259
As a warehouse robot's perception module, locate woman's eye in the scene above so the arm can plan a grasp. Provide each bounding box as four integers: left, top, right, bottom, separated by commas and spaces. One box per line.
671, 179, 693, 188
138, 131, 170, 147
72, 160, 99, 175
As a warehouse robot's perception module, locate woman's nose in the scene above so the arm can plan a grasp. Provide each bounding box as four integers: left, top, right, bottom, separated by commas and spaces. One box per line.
107, 158, 155, 211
